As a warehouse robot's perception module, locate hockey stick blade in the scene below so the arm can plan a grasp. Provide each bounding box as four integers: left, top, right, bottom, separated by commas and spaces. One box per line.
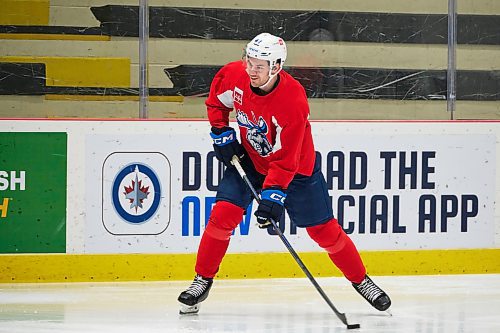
231, 156, 361, 329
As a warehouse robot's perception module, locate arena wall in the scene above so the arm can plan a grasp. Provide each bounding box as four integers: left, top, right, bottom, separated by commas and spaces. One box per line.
1, 119, 499, 282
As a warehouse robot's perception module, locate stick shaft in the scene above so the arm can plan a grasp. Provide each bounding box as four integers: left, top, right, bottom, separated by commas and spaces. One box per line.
231, 156, 352, 326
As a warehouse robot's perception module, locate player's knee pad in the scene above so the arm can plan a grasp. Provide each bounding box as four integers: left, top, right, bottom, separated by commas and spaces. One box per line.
204, 201, 244, 241
306, 218, 347, 254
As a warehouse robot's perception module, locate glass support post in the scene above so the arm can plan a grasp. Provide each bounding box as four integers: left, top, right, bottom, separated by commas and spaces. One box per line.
447, 0, 457, 119
139, 0, 149, 118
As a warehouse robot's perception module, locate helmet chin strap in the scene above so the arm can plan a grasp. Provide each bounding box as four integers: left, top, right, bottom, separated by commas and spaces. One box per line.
258, 63, 282, 90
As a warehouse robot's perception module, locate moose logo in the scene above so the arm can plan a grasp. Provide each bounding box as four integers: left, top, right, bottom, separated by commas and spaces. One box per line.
236, 110, 273, 156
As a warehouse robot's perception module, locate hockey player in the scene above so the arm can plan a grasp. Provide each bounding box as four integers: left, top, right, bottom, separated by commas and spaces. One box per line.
178, 32, 391, 314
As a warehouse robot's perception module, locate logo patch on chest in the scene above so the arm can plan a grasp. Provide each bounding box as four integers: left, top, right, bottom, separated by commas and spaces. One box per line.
233, 86, 243, 105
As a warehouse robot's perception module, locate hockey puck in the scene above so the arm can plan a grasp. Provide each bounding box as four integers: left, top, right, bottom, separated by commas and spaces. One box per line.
347, 323, 361, 329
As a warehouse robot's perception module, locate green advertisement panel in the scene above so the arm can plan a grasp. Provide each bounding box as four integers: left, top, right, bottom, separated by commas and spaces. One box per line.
0, 132, 67, 253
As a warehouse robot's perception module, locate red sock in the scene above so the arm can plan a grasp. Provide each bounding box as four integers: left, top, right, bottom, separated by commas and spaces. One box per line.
306, 218, 366, 284
195, 201, 244, 278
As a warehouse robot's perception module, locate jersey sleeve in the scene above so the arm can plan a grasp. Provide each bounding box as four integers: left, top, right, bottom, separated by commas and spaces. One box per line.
205, 63, 239, 128
263, 88, 310, 190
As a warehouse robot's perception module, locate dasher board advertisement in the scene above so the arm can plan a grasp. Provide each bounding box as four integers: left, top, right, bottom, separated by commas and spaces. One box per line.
84, 123, 495, 253
0, 132, 67, 253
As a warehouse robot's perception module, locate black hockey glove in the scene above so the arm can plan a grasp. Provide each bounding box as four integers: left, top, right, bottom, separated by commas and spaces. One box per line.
210, 126, 245, 167
254, 187, 286, 228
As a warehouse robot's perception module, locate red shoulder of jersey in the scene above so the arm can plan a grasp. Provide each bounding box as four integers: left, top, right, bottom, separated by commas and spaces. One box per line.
272, 70, 310, 122
205, 61, 247, 128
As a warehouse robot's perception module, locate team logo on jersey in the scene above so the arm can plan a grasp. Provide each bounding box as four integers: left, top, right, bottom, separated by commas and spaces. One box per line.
234, 86, 243, 104
111, 163, 162, 224
236, 110, 273, 156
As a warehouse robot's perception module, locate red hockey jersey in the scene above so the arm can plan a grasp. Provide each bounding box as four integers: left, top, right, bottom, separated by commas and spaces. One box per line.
206, 60, 315, 189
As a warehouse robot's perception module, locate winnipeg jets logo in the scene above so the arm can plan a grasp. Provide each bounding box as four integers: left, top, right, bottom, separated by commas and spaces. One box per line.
111, 163, 161, 224
236, 110, 273, 156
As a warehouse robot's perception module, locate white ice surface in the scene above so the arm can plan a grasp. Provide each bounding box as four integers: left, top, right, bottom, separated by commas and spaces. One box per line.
0, 274, 499, 333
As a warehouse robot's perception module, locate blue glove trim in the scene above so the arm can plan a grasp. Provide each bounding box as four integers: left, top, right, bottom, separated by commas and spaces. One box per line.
261, 189, 287, 206
210, 129, 236, 146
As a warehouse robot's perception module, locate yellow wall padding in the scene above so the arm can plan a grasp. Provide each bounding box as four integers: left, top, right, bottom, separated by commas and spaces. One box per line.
1, 249, 498, 283
44, 95, 184, 102
0, 0, 49, 25
0, 56, 130, 87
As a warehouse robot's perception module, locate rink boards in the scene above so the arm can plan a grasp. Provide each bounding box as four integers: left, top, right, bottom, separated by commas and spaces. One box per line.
0, 119, 499, 282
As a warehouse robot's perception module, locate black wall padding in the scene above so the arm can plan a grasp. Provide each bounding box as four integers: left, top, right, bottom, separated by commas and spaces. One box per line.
165, 66, 500, 101
90, 6, 500, 45
0, 63, 46, 95
0, 25, 104, 35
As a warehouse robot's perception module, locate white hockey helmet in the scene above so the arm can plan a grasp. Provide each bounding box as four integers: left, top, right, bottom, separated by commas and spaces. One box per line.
245, 32, 287, 70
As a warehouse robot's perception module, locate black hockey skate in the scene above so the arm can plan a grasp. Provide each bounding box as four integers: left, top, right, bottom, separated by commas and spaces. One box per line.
178, 274, 213, 315
352, 275, 391, 311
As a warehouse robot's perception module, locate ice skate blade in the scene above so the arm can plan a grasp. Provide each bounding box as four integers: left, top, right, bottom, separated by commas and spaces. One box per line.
179, 303, 200, 315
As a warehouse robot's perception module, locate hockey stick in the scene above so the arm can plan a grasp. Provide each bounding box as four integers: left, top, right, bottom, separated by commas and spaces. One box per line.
231, 156, 360, 330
